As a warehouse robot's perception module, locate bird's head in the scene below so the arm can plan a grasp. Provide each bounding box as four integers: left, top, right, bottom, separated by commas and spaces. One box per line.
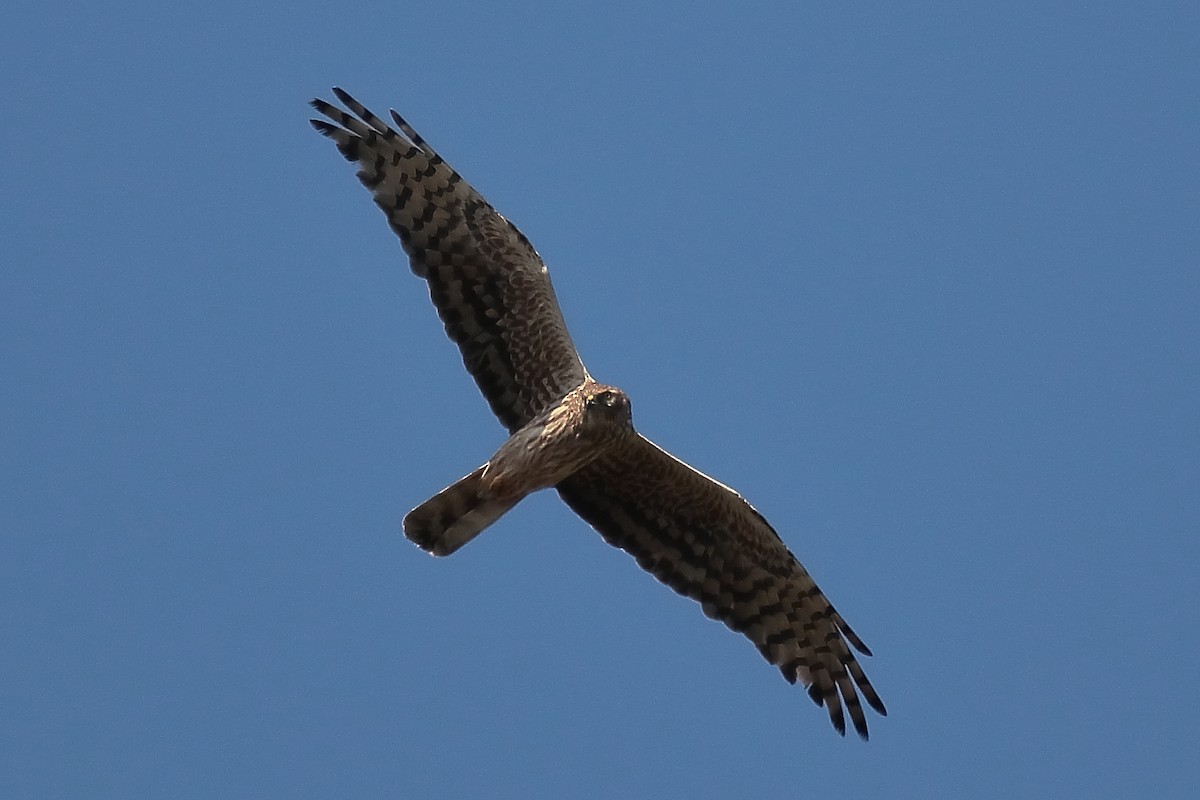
584, 385, 633, 428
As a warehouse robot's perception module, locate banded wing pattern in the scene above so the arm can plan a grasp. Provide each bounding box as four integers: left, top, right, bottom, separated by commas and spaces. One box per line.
557, 435, 887, 739
310, 89, 587, 431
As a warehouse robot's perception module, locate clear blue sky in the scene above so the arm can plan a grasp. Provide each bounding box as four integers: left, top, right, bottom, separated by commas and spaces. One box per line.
3, 2, 1197, 797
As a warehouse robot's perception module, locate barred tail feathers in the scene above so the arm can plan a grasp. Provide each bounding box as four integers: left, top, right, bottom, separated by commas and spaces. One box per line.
403, 466, 519, 556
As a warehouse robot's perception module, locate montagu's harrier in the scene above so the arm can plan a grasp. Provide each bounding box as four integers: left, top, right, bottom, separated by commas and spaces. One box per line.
310, 89, 887, 739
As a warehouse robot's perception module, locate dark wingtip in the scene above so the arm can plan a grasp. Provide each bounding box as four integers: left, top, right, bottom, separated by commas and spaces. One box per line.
837, 618, 874, 656
309, 118, 335, 136
331, 86, 351, 104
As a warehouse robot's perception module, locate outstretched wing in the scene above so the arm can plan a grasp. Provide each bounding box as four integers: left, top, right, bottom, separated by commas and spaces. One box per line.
556, 435, 887, 739
310, 89, 587, 432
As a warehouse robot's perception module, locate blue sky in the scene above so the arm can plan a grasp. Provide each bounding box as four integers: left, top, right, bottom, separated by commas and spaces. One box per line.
3, 2, 1197, 797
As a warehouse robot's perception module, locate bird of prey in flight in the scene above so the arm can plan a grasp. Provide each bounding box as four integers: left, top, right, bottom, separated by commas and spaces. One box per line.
310, 88, 887, 739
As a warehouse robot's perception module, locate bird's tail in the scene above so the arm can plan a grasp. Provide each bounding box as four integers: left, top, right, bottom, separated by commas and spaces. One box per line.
403, 466, 520, 556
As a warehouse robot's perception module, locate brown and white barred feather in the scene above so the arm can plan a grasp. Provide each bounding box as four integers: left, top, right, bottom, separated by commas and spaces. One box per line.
310, 89, 587, 432
557, 435, 887, 739
403, 465, 521, 557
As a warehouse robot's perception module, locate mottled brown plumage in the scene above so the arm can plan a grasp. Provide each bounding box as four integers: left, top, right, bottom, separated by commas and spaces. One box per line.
310, 89, 887, 739
310, 89, 584, 433
405, 381, 633, 556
